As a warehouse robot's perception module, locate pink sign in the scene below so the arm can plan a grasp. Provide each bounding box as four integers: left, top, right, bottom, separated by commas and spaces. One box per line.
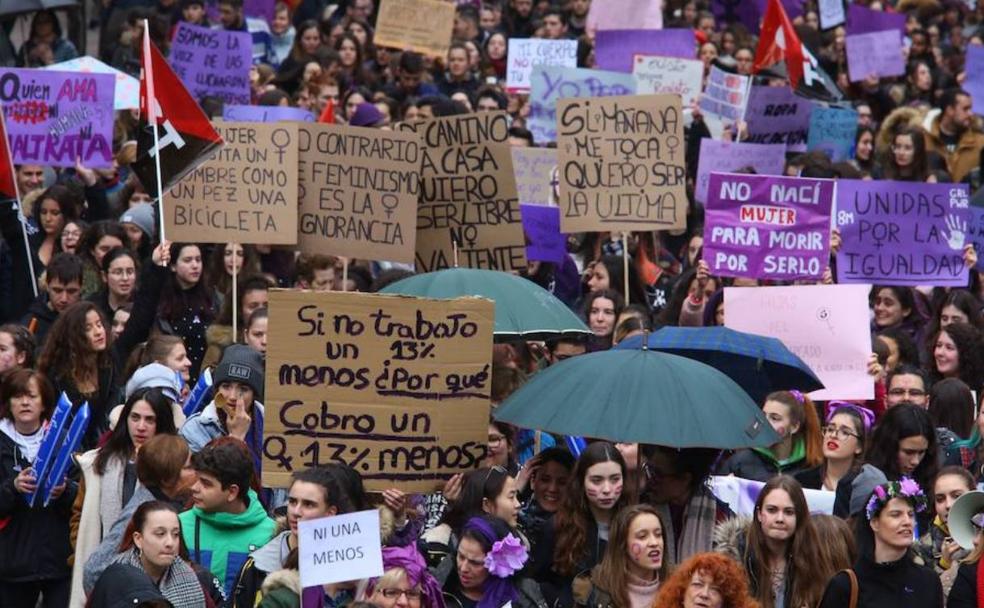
587, 0, 663, 33
724, 285, 874, 401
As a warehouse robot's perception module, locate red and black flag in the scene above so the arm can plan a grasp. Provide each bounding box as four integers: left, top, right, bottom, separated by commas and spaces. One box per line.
132, 24, 223, 196
0, 105, 17, 202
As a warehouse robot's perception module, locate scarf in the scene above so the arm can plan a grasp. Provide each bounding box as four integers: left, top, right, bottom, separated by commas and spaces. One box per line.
0, 418, 44, 462
114, 547, 205, 607
657, 483, 719, 564
380, 545, 446, 608
626, 573, 661, 608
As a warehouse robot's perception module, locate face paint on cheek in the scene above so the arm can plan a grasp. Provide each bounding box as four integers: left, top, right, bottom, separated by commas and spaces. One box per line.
630, 542, 645, 561
612, 482, 623, 497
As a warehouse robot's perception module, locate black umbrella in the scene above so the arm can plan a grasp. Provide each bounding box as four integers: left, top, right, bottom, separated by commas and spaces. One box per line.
0, 0, 79, 18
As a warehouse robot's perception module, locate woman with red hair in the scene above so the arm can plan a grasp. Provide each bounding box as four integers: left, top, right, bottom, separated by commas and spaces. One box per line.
653, 552, 760, 608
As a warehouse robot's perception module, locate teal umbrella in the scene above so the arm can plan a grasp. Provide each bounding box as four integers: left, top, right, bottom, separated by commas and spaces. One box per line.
381, 268, 590, 341
494, 348, 781, 449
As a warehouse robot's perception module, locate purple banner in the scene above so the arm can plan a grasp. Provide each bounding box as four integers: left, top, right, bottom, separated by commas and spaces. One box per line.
711, 0, 803, 34
205, 0, 275, 24
222, 104, 314, 122
704, 172, 833, 280
968, 206, 984, 272
0, 68, 115, 168
169, 22, 251, 104
521, 204, 566, 264
836, 180, 971, 286
966, 45, 984, 116
846, 4, 906, 35
695, 139, 787, 203
594, 29, 695, 73
744, 85, 813, 152
846, 30, 905, 82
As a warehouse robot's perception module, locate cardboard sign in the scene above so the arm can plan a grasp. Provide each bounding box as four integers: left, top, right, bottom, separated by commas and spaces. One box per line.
819, 0, 846, 29
298, 510, 384, 587
807, 106, 858, 162
699, 66, 751, 123
965, 45, 984, 116
836, 180, 971, 286
744, 85, 813, 152
506, 39, 578, 93
695, 139, 787, 204
557, 94, 687, 232
223, 104, 315, 122
374, 0, 456, 58
846, 30, 905, 82
594, 29, 695, 73
703, 172, 833, 280
521, 204, 566, 264
398, 111, 526, 272
169, 22, 251, 104
512, 147, 557, 206
527, 65, 637, 145
725, 284, 874, 401
632, 54, 704, 107
263, 290, 494, 492
846, 4, 906, 35
0, 68, 115, 168
297, 123, 420, 263
587, 0, 663, 33
166, 121, 298, 244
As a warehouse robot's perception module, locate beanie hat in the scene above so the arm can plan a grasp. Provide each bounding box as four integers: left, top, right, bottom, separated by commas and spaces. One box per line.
120, 202, 156, 239
125, 362, 182, 402
349, 102, 385, 127
213, 344, 264, 398
849, 464, 889, 517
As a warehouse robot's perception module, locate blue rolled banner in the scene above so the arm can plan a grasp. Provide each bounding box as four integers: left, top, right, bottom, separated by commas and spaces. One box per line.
26, 392, 73, 507
41, 402, 90, 507
183, 368, 213, 417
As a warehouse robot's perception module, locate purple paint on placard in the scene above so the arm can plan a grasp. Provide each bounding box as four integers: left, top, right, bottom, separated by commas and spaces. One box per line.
846, 4, 906, 35
704, 172, 833, 280
967, 206, 984, 272
594, 29, 695, 73
836, 180, 971, 286
0, 68, 115, 168
521, 204, 567, 264
744, 85, 814, 152
169, 22, 252, 104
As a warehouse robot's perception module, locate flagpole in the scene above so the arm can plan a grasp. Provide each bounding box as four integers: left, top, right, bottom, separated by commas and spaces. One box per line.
143, 19, 167, 244
0, 105, 38, 298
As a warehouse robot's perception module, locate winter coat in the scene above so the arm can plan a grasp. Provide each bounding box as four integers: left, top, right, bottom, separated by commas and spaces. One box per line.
818, 551, 943, 608
20, 293, 58, 347
257, 568, 302, 608
180, 400, 266, 476
201, 323, 235, 373
716, 440, 808, 482
227, 529, 291, 608
713, 517, 797, 608
571, 572, 615, 608
923, 109, 984, 182
433, 549, 548, 608
530, 516, 605, 608
87, 563, 171, 608
947, 561, 980, 608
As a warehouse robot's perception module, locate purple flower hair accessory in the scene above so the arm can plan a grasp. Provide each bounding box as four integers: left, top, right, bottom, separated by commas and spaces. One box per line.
865, 476, 928, 521
483, 533, 528, 578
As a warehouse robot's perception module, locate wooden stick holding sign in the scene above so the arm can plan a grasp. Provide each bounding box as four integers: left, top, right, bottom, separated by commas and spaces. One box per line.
232, 247, 238, 339
622, 232, 630, 305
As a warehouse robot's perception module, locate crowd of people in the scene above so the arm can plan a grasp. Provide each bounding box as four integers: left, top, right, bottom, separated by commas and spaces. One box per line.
7, 0, 984, 607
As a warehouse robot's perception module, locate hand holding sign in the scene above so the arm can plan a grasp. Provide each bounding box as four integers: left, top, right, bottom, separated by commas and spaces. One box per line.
14, 468, 37, 495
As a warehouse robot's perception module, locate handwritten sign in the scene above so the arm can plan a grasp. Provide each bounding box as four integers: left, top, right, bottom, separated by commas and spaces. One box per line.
819, 0, 846, 29
699, 66, 750, 123
166, 121, 298, 244
595, 29, 695, 73
45, 57, 139, 110
704, 173, 833, 280
527, 65, 637, 145
512, 147, 557, 206
744, 85, 813, 152
398, 111, 525, 271
169, 22, 251, 104
725, 284, 874, 401
506, 39, 577, 93
965, 45, 984, 116
846, 4, 906, 35
846, 30, 904, 81
557, 94, 686, 232
632, 54, 704, 107
587, 0, 663, 33
521, 204, 566, 264
374, 0, 456, 58
0, 68, 114, 168
712, 0, 802, 33
297, 123, 420, 263
223, 104, 315, 122
807, 107, 858, 162
263, 290, 494, 492
835, 180, 971, 286
695, 139, 787, 204
298, 510, 384, 587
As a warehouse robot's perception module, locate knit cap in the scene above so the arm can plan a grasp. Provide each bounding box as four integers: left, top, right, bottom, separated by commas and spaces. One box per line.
213, 344, 264, 397
120, 202, 156, 239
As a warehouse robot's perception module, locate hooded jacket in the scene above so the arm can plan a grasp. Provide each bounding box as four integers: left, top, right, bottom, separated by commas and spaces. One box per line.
179, 488, 276, 596
87, 563, 173, 608
716, 439, 808, 482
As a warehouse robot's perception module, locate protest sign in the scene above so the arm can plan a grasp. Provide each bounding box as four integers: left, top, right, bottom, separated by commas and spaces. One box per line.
263, 290, 494, 492
966, 45, 984, 115
297, 123, 420, 263
725, 284, 874, 401
512, 147, 557, 206
694, 139, 787, 203
587, 0, 663, 33
711, 0, 803, 34
594, 29, 695, 73
968, 206, 984, 272
846, 30, 905, 82
166, 121, 298, 244
703, 173, 834, 281
836, 180, 971, 286
807, 106, 858, 162
819, 0, 846, 29
169, 22, 251, 104
374, 0, 456, 58
557, 94, 687, 232
506, 39, 578, 93
846, 4, 906, 35
700, 66, 751, 123
298, 510, 384, 587
398, 111, 525, 271
632, 54, 703, 107
521, 204, 567, 264
0, 68, 114, 168
744, 85, 813, 151
45, 57, 138, 110
223, 104, 314, 122
527, 65, 637, 144
711, 476, 834, 516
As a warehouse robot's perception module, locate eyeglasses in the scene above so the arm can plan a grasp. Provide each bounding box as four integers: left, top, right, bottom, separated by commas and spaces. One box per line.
378, 589, 423, 601
887, 388, 926, 398
488, 433, 506, 446
822, 425, 860, 440
61, 230, 81, 238
483, 464, 507, 485
109, 268, 137, 278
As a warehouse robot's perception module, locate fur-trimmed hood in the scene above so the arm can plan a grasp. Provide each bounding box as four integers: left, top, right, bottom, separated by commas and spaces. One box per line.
712, 516, 751, 562
876, 106, 928, 156
261, 568, 301, 597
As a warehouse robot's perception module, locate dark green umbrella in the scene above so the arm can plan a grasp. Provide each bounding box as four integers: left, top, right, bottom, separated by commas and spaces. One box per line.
494, 348, 781, 449
381, 268, 590, 341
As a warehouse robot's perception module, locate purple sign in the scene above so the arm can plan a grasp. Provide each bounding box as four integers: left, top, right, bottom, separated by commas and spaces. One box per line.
966, 45, 984, 116
206, 0, 275, 24
846, 4, 906, 36
968, 206, 984, 272
594, 29, 695, 73
846, 30, 905, 82
744, 85, 813, 152
836, 180, 971, 286
695, 139, 787, 204
222, 104, 314, 122
169, 22, 251, 104
0, 68, 115, 168
712, 0, 803, 34
704, 173, 834, 280
521, 204, 566, 264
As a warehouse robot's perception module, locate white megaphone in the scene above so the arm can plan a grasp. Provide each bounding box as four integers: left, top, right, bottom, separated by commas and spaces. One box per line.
948, 490, 984, 550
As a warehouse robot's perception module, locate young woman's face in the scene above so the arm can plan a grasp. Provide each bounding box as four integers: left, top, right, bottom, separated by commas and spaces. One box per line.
893, 134, 915, 167
345, 92, 367, 120
105, 255, 136, 298
588, 297, 617, 337
8, 377, 43, 430
763, 400, 798, 442
456, 536, 490, 592
287, 480, 333, 534
39, 198, 64, 236
870, 497, 915, 551
173, 245, 203, 287
484, 475, 521, 527
241, 289, 268, 323
873, 288, 908, 327
626, 512, 664, 574
123, 222, 144, 249
0, 331, 26, 372
531, 460, 570, 513
880, 336, 900, 371
85, 309, 107, 352
111, 309, 130, 340
757, 488, 797, 544
347, 22, 367, 46
856, 131, 874, 161
913, 63, 932, 91
699, 42, 718, 67
448, 48, 469, 77
127, 399, 158, 448
487, 34, 506, 60
934, 330, 960, 377
183, 4, 205, 22
339, 38, 358, 67
486, 424, 509, 467
934, 473, 972, 523
61, 221, 82, 252
223, 243, 244, 276
93, 235, 124, 266
271, 9, 290, 35
584, 460, 623, 512
587, 263, 610, 293
245, 317, 268, 354
823, 412, 863, 461
134, 510, 181, 572
165, 343, 191, 381
896, 435, 930, 476
940, 304, 970, 328
300, 27, 321, 54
